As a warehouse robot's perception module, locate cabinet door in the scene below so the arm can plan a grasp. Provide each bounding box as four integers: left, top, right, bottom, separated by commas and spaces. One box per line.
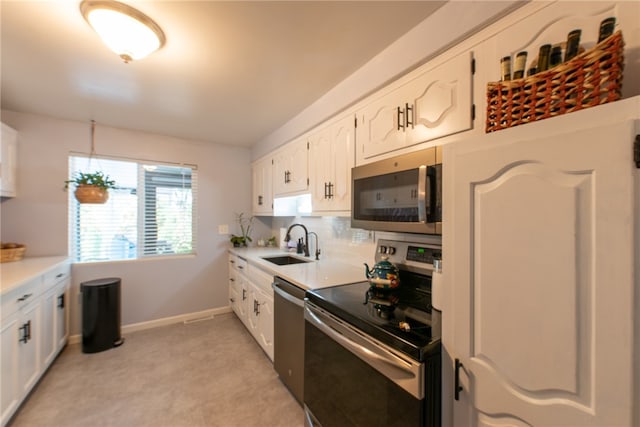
228, 269, 240, 315
1, 316, 19, 425
252, 157, 273, 215
447, 119, 637, 426
247, 283, 260, 336
309, 115, 355, 212
18, 301, 40, 397
40, 288, 57, 367
41, 278, 69, 369
0, 123, 17, 198
54, 280, 69, 352
406, 51, 473, 147
308, 126, 333, 211
356, 87, 407, 160
237, 274, 251, 327
257, 290, 274, 361
273, 137, 308, 196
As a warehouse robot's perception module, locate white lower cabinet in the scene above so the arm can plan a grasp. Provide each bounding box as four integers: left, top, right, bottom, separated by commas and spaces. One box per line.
228, 268, 240, 316
228, 253, 274, 361
1, 260, 70, 427
248, 281, 274, 361
1, 316, 19, 425
237, 274, 251, 328
41, 278, 69, 367
1, 278, 41, 426
18, 300, 40, 398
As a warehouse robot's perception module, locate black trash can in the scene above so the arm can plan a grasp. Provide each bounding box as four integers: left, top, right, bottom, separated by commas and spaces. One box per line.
81, 277, 124, 353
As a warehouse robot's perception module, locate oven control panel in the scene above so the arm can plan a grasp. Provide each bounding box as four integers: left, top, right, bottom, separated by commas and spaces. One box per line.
376, 239, 441, 268
407, 245, 437, 264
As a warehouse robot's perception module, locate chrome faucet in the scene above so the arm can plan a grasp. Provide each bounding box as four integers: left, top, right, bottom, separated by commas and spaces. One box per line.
285, 223, 309, 257
308, 232, 321, 260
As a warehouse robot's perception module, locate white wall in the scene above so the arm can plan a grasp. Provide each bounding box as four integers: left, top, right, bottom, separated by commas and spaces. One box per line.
0, 110, 253, 335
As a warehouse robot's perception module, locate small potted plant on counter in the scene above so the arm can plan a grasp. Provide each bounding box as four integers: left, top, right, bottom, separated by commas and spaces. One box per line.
230, 212, 254, 247
65, 171, 116, 204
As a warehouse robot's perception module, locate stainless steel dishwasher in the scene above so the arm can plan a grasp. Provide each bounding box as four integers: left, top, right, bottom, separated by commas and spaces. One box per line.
272, 276, 306, 404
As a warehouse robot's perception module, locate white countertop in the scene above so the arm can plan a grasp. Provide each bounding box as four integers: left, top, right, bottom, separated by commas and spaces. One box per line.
1, 256, 69, 294
229, 247, 366, 290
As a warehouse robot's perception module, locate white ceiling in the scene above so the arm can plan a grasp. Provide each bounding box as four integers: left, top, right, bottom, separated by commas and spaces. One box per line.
1, 1, 446, 147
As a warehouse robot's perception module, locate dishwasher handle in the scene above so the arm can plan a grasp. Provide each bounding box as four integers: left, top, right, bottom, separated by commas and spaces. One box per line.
272, 282, 305, 308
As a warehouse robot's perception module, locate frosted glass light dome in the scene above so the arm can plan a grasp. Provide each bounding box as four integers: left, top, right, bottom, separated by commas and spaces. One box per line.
80, 1, 166, 63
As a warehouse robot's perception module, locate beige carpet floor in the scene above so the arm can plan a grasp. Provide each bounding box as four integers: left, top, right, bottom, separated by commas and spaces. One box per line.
9, 313, 303, 427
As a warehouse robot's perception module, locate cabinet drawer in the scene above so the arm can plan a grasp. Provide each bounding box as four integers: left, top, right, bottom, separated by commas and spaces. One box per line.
235, 257, 248, 273
1, 277, 41, 321
248, 265, 274, 294
229, 254, 248, 272
43, 262, 70, 291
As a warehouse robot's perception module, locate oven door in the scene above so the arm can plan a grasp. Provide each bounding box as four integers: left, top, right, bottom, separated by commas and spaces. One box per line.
304, 302, 438, 427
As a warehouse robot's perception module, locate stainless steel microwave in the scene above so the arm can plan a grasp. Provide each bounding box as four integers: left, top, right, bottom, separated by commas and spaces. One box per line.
351, 147, 442, 235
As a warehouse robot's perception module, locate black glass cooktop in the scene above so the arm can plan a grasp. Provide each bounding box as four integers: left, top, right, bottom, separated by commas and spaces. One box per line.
305, 281, 440, 362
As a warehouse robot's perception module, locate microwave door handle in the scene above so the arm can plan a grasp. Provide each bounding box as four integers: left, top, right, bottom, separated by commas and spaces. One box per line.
418, 165, 428, 223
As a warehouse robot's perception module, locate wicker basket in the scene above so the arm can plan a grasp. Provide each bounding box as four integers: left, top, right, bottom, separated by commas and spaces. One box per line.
1, 244, 26, 263
486, 31, 624, 133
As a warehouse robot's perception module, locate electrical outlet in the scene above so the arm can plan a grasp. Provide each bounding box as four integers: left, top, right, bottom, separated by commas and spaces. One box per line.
218, 224, 229, 234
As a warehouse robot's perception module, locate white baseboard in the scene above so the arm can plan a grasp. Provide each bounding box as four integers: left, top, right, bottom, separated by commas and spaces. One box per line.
68, 306, 233, 345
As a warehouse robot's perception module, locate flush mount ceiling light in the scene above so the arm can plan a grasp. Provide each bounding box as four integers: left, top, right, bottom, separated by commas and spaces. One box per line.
80, 0, 166, 63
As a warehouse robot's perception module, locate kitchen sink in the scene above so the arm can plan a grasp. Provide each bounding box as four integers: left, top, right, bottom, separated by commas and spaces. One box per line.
262, 255, 312, 266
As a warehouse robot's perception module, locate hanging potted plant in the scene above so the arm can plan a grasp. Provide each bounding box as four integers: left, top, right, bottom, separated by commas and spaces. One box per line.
65, 171, 116, 204
230, 212, 254, 247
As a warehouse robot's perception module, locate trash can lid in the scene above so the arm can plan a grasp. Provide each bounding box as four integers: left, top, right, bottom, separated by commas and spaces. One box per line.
80, 277, 121, 288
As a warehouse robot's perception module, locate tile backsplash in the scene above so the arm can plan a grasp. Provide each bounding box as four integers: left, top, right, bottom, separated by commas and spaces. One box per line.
268, 216, 377, 266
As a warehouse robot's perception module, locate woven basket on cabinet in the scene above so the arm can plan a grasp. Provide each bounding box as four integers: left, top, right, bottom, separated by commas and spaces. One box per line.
486, 31, 624, 133
1, 244, 26, 263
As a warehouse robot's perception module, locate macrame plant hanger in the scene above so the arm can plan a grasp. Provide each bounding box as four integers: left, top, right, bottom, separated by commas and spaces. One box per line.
73, 120, 110, 204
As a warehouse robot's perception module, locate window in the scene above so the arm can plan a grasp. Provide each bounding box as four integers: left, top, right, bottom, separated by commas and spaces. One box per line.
69, 156, 197, 263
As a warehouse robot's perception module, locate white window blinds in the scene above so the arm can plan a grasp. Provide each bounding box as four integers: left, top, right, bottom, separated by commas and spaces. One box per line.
69, 156, 197, 263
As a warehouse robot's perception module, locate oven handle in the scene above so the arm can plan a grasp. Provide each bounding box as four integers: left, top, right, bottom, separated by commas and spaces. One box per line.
304, 302, 424, 399
418, 164, 428, 223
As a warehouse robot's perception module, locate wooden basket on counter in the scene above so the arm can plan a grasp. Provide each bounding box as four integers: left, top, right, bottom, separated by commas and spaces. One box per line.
485, 31, 624, 133
1, 244, 26, 263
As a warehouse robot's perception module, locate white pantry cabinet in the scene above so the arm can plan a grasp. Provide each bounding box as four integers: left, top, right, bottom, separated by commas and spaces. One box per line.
0, 123, 18, 197
273, 136, 308, 196
252, 156, 273, 215
356, 51, 473, 163
443, 99, 639, 426
308, 114, 355, 213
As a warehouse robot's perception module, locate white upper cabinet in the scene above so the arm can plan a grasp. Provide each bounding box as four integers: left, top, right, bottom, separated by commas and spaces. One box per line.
1, 123, 18, 198
308, 114, 355, 213
252, 156, 273, 215
273, 137, 308, 196
444, 102, 639, 426
356, 51, 473, 163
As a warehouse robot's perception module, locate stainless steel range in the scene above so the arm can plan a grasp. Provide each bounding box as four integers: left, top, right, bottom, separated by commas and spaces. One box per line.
303, 238, 442, 427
